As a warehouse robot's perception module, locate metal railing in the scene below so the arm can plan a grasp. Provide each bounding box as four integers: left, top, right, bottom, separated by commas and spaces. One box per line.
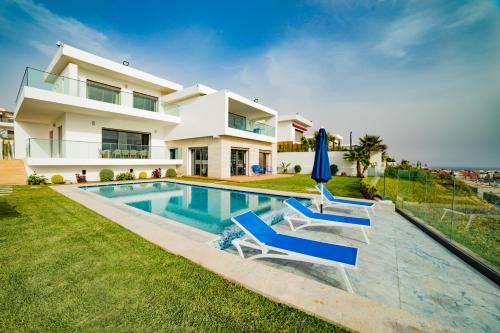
26, 138, 182, 160
228, 113, 275, 137
375, 167, 499, 270
16, 67, 180, 117
0, 117, 14, 123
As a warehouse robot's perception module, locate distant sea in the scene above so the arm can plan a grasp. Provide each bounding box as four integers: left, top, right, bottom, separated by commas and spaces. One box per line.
430, 166, 499, 171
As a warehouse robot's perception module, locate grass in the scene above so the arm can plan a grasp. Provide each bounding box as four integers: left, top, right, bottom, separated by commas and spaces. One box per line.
375, 175, 499, 268
178, 174, 364, 198
0, 186, 346, 332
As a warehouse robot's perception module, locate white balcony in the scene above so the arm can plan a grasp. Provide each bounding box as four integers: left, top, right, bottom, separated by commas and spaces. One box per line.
14, 68, 181, 125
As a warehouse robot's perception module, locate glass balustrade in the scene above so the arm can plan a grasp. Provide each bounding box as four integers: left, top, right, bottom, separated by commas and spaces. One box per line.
228, 113, 275, 137
26, 138, 182, 160
16, 67, 180, 117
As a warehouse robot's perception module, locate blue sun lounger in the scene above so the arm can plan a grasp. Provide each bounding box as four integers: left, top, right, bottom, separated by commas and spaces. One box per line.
316, 184, 375, 219
284, 198, 371, 244
231, 211, 358, 293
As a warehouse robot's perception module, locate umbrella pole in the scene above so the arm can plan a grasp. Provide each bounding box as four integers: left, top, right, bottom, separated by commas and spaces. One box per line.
320, 183, 324, 213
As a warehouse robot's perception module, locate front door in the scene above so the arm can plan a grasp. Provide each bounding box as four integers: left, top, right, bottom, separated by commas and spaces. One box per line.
57, 125, 62, 157
191, 147, 208, 176
231, 149, 247, 176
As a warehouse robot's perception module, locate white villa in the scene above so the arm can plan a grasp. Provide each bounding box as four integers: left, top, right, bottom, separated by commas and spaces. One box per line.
277, 113, 313, 144
14, 43, 278, 181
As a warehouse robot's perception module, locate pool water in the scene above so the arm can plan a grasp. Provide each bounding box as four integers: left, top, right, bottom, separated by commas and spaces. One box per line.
83, 181, 307, 235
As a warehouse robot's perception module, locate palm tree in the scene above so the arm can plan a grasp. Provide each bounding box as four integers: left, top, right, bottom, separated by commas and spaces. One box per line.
358, 134, 387, 174
343, 146, 370, 177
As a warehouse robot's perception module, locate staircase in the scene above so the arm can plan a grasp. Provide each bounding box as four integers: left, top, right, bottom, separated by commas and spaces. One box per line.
0, 160, 26, 185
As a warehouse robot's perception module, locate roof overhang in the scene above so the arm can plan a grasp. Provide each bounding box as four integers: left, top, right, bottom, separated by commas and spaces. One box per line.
46, 43, 183, 94
278, 114, 313, 127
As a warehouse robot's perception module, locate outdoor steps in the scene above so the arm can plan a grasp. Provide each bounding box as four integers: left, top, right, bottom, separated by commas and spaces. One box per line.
0, 160, 26, 185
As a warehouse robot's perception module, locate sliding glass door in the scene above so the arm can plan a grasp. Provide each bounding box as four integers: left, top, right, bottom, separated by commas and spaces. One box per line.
102, 129, 150, 158
191, 147, 208, 176
231, 149, 247, 176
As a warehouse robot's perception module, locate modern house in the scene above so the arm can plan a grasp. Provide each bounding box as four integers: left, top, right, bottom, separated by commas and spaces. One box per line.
13, 43, 277, 181
277, 114, 313, 144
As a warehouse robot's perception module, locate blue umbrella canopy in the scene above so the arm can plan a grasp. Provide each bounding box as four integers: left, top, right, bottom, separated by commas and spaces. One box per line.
311, 128, 332, 183
311, 128, 331, 213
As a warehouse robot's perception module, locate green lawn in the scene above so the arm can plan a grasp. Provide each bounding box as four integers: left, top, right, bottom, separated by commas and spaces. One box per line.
178, 174, 364, 198
0, 186, 346, 332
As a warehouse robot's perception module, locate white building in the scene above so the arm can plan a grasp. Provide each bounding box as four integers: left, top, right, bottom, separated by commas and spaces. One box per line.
14, 43, 277, 181
277, 114, 313, 144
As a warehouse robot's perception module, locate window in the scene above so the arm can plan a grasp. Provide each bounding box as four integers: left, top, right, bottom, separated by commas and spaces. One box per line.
87, 80, 120, 104
102, 129, 150, 151
133, 92, 158, 112
294, 129, 303, 144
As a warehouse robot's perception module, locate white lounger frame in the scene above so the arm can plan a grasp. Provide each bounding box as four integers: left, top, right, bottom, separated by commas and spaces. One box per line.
285, 205, 371, 244
231, 219, 357, 293
315, 195, 375, 221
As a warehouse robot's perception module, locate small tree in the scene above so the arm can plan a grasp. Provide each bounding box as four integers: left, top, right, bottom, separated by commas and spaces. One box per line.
343, 146, 370, 178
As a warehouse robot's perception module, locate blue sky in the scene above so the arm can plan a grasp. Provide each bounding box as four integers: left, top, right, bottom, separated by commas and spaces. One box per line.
0, 0, 499, 167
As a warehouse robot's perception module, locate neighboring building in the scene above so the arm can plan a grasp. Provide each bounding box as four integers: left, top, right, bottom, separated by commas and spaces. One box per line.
14, 43, 277, 181
277, 114, 313, 144
0, 108, 15, 160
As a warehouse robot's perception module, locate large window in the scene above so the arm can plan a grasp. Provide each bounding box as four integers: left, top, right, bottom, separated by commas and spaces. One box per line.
87, 80, 120, 104
102, 129, 150, 154
133, 92, 158, 112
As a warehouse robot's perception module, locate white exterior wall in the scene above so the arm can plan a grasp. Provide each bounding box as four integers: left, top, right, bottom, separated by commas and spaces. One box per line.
165, 90, 227, 141
277, 120, 294, 142
277, 151, 385, 176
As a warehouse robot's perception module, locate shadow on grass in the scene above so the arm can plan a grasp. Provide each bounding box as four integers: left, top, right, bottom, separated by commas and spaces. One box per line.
0, 200, 20, 219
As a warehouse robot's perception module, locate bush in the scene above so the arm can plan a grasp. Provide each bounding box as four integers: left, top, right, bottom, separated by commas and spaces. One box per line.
330, 164, 339, 176
50, 174, 64, 184
116, 172, 135, 181
27, 173, 47, 185
151, 168, 162, 178
294, 165, 302, 174
166, 168, 177, 178
360, 179, 377, 199
341, 172, 347, 176
99, 169, 114, 181
138, 171, 147, 179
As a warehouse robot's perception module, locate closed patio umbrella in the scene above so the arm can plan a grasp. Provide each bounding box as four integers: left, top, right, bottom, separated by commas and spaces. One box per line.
311, 127, 332, 213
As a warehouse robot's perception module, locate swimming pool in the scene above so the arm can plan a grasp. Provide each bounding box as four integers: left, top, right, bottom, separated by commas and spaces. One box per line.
82, 181, 309, 246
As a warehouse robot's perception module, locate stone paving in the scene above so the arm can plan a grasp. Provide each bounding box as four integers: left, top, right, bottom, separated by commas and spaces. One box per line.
225, 203, 500, 333
54, 182, 499, 332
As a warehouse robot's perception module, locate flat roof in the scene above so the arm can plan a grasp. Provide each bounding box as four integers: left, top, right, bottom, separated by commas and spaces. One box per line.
46, 43, 183, 94
278, 114, 313, 127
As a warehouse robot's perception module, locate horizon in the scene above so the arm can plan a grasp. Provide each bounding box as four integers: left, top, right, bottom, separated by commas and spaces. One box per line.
0, 0, 499, 167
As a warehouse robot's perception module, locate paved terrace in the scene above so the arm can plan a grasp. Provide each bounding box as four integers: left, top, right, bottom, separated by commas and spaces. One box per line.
55, 181, 499, 333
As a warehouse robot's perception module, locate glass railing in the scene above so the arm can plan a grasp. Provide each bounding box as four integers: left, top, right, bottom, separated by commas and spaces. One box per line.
228, 113, 275, 137
375, 167, 499, 270
16, 67, 180, 117
26, 138, 182, 160
0, 117, 14, 123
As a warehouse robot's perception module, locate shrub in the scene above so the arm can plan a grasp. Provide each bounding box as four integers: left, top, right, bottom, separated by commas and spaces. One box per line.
27, 172, 47, 185
138, 171, 147, 179
116, 172, 135, 181
151, 168, 162, 178
280, 162, 291, 174
50, 174, 64, 184
166, 168, 177, 178
360, 179, 377, 199
341, 172, 347, 176
75, 174, 87, 183
330, 164, 339, 176
99, 169, 114, 181
294, 165, 302, 174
